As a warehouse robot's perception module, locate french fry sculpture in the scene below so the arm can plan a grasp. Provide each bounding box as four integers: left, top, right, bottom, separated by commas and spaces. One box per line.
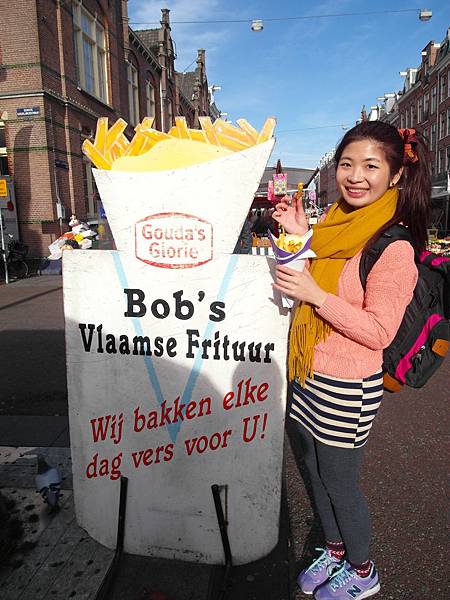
82, 116, 276, 171
66, 113, 288, 565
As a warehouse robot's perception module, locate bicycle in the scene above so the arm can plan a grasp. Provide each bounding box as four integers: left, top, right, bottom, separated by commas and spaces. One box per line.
0, 234, 29, 281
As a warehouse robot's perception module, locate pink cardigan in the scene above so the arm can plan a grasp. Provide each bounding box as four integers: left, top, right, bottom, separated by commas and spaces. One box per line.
313, 240, 418, 379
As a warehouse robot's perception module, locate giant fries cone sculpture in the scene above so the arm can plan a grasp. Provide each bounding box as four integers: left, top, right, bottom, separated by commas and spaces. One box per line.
67, 115, 290, 566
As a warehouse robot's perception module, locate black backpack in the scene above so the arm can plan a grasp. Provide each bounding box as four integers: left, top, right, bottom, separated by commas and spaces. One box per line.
360, 224, 450, 392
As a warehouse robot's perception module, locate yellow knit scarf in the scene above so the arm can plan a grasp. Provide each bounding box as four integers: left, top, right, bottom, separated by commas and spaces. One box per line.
289, 187, 399, 385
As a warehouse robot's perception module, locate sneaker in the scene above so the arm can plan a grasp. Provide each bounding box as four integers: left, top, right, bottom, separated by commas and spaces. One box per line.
297, 547, 343, 595
314, 561, 380, 599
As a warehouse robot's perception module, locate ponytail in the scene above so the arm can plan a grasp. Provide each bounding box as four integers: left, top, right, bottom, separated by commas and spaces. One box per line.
391, 131, 431, 251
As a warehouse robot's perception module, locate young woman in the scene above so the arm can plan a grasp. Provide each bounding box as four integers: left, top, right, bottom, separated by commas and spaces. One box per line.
272, 121, 431, 599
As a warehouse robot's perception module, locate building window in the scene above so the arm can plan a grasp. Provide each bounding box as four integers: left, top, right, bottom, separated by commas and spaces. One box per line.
440, 112, 446, 139
438, 148, 445, 173
410, 105, 415, 127
73, 1, 108, 102
167, 99, 173, 131
417, 97, 422, 123
145, 80, 155, 119
448, 69, 450, 98
447, 107, 450, 137
447, 145, 450, 171
400, 112, 405, 129
82, 156, 97, 218
430, 85, 437, 114
440, 75, 447, 102
423, 94, 429, 121
430, 123, 436, 151
127, 61, 139, 126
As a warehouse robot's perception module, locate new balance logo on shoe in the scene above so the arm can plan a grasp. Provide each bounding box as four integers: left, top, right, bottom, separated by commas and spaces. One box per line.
347, 586, 362, 598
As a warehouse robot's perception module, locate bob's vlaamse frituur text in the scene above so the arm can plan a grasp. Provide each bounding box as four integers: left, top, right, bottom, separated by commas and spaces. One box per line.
76, 288, 275, 363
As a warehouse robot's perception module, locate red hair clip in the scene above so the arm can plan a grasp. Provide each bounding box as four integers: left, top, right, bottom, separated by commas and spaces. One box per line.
398, 128, 419, 165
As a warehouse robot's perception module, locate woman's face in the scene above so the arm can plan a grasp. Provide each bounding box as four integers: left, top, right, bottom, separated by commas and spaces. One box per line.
336, 139, 402, 209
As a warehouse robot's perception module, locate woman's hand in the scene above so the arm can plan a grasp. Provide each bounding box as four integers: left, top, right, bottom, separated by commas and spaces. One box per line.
273, 264, 327, 307
272, 193, 309, 235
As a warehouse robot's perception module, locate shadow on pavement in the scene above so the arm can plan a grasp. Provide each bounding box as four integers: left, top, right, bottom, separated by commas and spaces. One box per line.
0, 330, 67, 416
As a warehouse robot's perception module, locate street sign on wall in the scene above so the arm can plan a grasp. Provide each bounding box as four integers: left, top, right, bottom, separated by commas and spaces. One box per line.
16, 106, 40, 117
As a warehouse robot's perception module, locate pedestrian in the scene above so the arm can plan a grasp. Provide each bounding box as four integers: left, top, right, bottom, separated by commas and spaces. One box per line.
252, 209, 269, 236
272, 121, 431, 599
233, 210, 255, 254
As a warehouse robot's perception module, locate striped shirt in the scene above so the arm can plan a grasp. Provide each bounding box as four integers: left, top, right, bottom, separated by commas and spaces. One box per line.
290, 371, 384, 448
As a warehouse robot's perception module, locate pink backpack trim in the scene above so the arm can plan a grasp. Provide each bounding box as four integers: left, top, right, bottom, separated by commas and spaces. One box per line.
394, 313, 444, 383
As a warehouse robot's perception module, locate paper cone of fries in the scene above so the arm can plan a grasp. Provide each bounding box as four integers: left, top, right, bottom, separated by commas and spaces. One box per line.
268, 228, 316, 308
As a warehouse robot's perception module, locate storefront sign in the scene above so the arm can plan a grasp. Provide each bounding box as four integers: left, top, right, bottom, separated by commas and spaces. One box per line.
0, 179, 7, 197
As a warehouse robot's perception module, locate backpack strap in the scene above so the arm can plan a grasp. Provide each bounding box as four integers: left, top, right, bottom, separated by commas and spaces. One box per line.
359, 224, 414, 291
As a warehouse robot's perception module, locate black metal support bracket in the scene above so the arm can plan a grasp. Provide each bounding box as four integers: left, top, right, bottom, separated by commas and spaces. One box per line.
95, 476, 128, 600
207, 483, 233, 600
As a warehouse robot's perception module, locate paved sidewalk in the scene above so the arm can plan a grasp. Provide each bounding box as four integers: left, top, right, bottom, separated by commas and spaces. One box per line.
0, 277, 293, 600
1, 273, 449, 600
0, 276, 66, 417
0, 420, 292, 600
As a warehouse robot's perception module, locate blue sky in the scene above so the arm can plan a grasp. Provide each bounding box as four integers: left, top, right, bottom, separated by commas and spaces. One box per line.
128, 1, 450, 169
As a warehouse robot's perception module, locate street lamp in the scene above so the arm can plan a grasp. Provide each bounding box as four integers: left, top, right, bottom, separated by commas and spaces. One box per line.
419, 9, 432, 21
251, 19, 264, 32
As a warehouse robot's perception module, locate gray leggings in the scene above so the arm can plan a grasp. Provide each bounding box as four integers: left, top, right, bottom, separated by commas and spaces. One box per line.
290, 419, 371, 565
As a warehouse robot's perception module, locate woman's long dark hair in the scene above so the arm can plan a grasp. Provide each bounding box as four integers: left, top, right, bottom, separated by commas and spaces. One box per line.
334, 120, 431, 251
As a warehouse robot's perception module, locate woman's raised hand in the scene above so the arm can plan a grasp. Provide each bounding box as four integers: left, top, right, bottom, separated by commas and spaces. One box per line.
272, 194, 309, 235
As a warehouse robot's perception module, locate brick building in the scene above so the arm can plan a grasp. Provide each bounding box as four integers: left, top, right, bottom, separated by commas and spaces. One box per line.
317, 151, 338, 207
395, 32, 450, 233
317, 27, 450, 234
0, 1, 218, 257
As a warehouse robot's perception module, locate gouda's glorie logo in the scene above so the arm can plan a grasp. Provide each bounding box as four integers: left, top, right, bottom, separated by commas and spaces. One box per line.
135, 212, 213, 269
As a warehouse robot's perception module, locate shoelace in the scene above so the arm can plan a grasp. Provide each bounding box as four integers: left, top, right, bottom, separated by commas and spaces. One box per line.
329, 563, 354, 590
306, 547, 335, 575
